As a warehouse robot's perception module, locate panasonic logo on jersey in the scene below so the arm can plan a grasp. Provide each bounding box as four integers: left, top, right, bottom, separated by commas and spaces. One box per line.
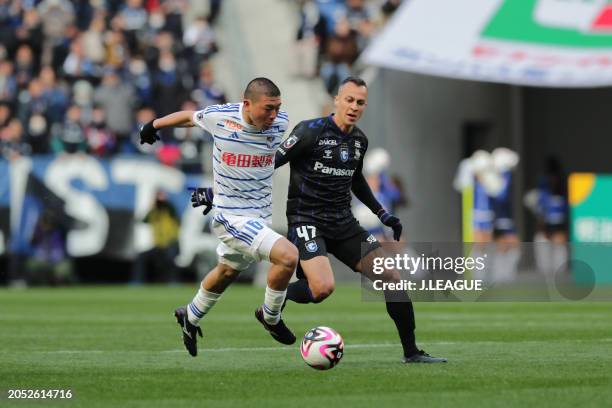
313, 161, 355, 176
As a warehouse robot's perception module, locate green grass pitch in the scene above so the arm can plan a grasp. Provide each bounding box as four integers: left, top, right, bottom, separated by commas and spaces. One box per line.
1, 285, 611, 407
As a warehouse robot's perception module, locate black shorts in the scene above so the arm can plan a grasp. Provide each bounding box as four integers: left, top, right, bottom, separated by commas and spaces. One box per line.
287, 222, 381, 272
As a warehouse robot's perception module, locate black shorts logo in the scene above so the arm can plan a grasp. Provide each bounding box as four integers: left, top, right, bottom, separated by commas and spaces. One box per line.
305, 240, 318, 253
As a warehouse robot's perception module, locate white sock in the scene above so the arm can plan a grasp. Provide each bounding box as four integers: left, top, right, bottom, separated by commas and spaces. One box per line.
262, 286, 286, 325
534, 233, 552, 274
551, 243, 568, 275
492, 248, 520, 283
187, 288, 221, 326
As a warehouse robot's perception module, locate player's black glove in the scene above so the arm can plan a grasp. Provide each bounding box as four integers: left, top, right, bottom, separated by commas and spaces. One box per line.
377, 209, 403, 241
189, 187, 214, 215
139, 120, 161, 145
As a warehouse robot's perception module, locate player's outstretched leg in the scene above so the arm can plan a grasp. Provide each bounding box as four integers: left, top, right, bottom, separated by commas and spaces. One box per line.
175, 263, 239, 357
174, 306, 203, 357
358, 249, 447, 363
384, 294, 447, 363
285, 256, 335, 308
402, 350, 448, 364
285, 276, 315, 304
255, 238, 298, 345
254, 305, 295, 345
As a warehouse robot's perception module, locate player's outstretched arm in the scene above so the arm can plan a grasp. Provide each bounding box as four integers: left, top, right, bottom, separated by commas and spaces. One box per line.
188, 187, 214, 215
139, 110, 197, 145
352, 167, 403, 241
376, 209, 403, 241
351, 164, 383, 214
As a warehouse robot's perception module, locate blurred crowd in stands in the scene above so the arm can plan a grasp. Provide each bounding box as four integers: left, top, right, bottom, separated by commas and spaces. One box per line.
293, 0, 402, 95
0, 0, 225, 174
1, 0, 403, 170
1, 0, 405, 285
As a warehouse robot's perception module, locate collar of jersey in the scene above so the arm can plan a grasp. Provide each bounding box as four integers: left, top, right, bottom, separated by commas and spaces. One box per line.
327, 114, 352, 140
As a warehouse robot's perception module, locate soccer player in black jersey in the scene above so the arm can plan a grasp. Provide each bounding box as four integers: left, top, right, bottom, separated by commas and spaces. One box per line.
192, 77, 446, 363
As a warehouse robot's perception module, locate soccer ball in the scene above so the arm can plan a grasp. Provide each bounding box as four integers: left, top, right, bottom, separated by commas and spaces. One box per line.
300, 326, 344, 370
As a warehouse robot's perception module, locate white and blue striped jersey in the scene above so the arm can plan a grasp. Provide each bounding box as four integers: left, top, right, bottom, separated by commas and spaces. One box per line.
192, 102, 289, 219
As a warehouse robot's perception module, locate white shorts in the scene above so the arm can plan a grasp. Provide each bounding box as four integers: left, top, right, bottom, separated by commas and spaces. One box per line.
212, 213, 282, 271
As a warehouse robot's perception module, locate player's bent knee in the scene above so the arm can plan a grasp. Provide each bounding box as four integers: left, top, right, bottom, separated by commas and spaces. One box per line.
280, 247, 299, 271
271, 239, 299, 271
218, 263, 240, 280
222, 269, 241, 281
310, 284, 334, 302
381, 270, 402, 284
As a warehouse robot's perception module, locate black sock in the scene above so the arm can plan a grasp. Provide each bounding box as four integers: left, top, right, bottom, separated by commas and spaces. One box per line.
286, 279, 315, 304
384, 290, 418, 357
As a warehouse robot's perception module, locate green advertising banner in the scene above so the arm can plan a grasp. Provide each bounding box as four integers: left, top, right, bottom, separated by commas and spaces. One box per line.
569, 173, 612, 284
484, 0, 612, 47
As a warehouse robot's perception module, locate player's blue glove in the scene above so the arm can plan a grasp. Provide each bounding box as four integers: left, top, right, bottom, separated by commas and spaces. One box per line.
189, 187, 214, 215
139, 120, 161, 145
377, 209, 403, 241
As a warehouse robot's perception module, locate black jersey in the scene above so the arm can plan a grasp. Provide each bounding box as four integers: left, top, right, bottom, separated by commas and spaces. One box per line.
275, 115, 382, 238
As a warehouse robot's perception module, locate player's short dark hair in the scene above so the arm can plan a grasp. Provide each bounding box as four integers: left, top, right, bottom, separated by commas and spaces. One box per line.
340, 76, 367, 88
244, 77, 281, 101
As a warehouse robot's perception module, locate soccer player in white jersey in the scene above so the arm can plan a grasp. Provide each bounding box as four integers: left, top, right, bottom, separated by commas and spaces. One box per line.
139, 78, 299, 357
